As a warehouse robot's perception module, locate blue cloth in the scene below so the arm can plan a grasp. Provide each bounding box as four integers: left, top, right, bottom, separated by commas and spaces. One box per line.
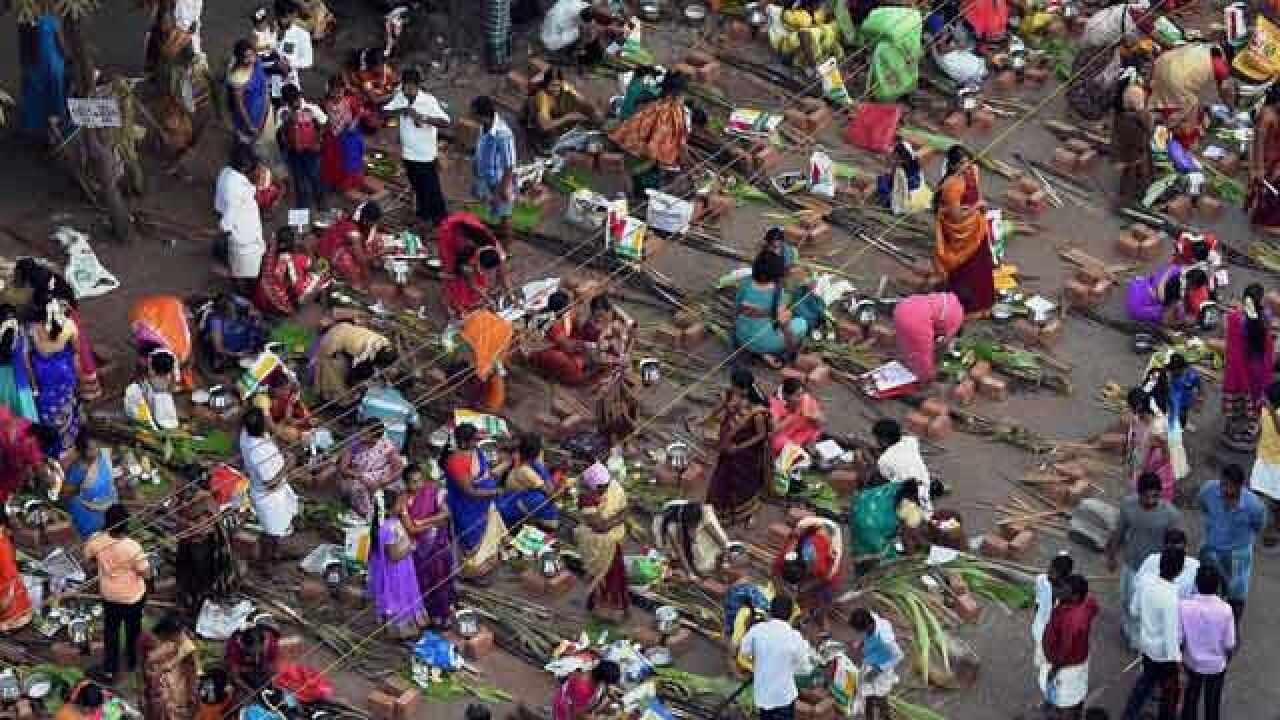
228, 59, 269, 137
1198, 479, 1268, 551
207, 314, 265, 356
723, 582, 770, 633
358, 384, 418, 451
26, 333, 77, 457
1199, 545, 1253, 600
733, 280, 825, 356
20, 16, 68, 134
861, 623, 901, 669
1168, 368, 1200, 422
338, 127, 365, 177
474, 118, 516, 187
64, 448, 118, 538
445, 450, 499, 554
0, 333, 37, 421
496, 460, 559, 527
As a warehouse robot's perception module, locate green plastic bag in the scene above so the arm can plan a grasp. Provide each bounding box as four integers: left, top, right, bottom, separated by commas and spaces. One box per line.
861, 7, 922, 101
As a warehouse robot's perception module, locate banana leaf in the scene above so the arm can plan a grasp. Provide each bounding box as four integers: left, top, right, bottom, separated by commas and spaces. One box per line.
889, 696, 947, 720
1142, 173, 1179, 208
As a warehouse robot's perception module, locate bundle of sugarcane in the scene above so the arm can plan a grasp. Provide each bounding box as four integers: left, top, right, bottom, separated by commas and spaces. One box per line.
1043, 119, 1111, 153
947, 336, 1073, 395
248, 591, 407, 678
977, 487, 1073, 538
948, 408, 1055, 453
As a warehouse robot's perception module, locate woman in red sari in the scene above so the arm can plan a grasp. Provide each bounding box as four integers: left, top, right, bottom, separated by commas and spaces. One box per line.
552, 661, 621, 720
0, 509, 31, 632
317, 200, 383, 289
319, 76, 366, 194
253, 227, 325, 316
527, 291, 588, 386
933, 145, 995, 318
1220, 284, 1276, 450
444, 245, 506, 317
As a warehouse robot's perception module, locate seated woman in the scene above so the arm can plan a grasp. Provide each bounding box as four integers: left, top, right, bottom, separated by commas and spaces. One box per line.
495, 434, 560, 530
252, 369, 315, 445
253, 227, 326, 317
317, 200, 384, 289
444, 245, 507, 318
610, 72, 703, 199
892, 292, 964, 384
774, 515, 842, 629
225, 623, 279, 689
310, 321, 396, 405
442, 423, 507, 580
758, 226, 800, 276
124, 349, 181, 431
876, 139, 932, 215
528, 290, 589, 386
1125, 264, 1210, 327
766, 0, 844, 70
933, 145, 995, 318
733, 251, 825, 367
652, 499, 732, 580
769, 377, 824, 455
200, 294, 267, 373
62, 436, 118, 539
526, 68, 601, 152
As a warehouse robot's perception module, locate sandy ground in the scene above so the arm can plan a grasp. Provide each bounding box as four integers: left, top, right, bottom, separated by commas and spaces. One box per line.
0, 1, 1279, 718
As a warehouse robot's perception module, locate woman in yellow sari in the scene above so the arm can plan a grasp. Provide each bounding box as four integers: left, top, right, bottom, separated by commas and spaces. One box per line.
933, 145, 995, 318
576, 462, 629, 619
0, 511, 31, 632
139, 615, 200, 720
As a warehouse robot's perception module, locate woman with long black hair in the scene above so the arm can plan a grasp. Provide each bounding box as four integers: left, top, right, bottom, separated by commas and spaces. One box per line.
704, 368, 773, 528
1220, 284, 1276, 450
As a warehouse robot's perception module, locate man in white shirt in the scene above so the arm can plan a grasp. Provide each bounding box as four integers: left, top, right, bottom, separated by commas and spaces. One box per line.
214, 145, 266, 294
1136, 528, 1200, 599
272, 1, 314, 100
873, 418, 933, 514
738, 595, 814, 720
382, 66, 451, 227
1121, 550, 1183, 720
540, 0, 620, 65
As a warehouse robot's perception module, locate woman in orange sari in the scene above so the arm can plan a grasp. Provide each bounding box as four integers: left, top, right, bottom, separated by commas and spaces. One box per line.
0, 509, 32, 632
454, 311, 513, 413
527, 291, 588, 386
609, 71, 695, 197
933, 145, 995, 318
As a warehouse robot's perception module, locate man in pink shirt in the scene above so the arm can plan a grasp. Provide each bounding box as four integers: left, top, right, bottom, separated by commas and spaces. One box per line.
1179, 566, 1236, 720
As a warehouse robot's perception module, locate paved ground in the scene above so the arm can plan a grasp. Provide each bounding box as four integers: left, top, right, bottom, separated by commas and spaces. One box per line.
1, 1, 1279, 718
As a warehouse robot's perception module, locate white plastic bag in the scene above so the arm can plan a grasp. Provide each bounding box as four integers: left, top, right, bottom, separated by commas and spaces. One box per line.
809, 148, 836, 198
644, 189, 694, 233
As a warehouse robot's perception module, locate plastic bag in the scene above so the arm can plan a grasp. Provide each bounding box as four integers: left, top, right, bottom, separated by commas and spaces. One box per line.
831, 653, 859, 716
842, 103, 902, 153
1234, 15, 1280, 80
414, 632, 462, 671
819, 58, 852, 106
809, 149, 836, 197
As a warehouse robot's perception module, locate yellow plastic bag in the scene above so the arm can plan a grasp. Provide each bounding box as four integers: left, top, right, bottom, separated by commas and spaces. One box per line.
1234, 15, 1280, 80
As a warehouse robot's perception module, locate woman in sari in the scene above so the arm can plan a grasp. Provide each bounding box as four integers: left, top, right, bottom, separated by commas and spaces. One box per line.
226, 39, 276, 167
253, 227, 326, 317
252, 370, 315, 445
1220, 284, 1276, 451
1125, 386, 1174, 501
774, 515, 842, 627
552, 661, 621, 720
339, 418, 405, 520
18, 14, 68, 138
0, 508, 32, 632
445, 246, 506, 318
576, 462, 629, 618
579, 296, 638, 442
933, 145, 995, 318
769, 377, 823, 455
609, 72, 696, 197
63, 437, 118, 539
527, 291, 588, 386
733, 251, 825, 366
876, 139, 932, 215
1249, 85, 1280, 233
367, 487, 427, 637
13, 260, 101, 401
443, 423, 507, 580
0, 306, 36, 420
496, 434, 560, 530
892, 292, 964, 384
320, 76, 366, 195
345, 48, 396, 129
401, 465, 455, 628
1112, 83, 1155, 206
22, 299, 80, 459
129, 295, 193, 389
138, 615, 199, 720
1124, 264, 1209, 326
652, 499, 731, 580
705, 368, 772, 528
316, 200, 383, 289
0, 407, 48, 504
454, 311, 513, 414
310, 321, 395, 405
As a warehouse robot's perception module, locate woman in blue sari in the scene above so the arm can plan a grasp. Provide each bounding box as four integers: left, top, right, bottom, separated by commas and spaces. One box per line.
19, 14, 68, 137
733, 250, 825, 366
226, 39, 275, 163
497, 434, 560, 530
441, 423, 507, 580
22, 300, 80, 460
0, 306, 37, 421
63, 438, 118, 539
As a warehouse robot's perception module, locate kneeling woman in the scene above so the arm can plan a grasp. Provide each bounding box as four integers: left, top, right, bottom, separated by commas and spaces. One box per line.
733, 251, 825, 366
317, 201, 384, 289
496, 434, 560, 530
1125, 264, 1210, 326
310, 322, 396, 405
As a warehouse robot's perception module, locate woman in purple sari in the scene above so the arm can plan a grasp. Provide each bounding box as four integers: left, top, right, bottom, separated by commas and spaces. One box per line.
22, 299, 79, 460
367, 486, 427, 638
400, 465, 455, 628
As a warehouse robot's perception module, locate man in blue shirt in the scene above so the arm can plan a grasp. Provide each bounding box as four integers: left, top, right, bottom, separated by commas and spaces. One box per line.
470, 95, 517, 248
358, 381, 418, 452
1198, 463, 1268, 625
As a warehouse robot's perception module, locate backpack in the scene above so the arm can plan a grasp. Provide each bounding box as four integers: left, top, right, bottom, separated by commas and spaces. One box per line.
284, 106, 320, 152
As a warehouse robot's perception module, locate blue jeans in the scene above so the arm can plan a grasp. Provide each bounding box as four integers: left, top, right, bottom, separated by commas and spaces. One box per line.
286, 150, 324, 210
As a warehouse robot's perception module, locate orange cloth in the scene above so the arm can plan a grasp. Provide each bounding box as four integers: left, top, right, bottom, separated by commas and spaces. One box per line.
933, 175, 989, 275
84, 533, 150, 604
128, 295, 193, 364
461, 311, 513, 413
608, 95, 689, 167
0, 531, 30, 631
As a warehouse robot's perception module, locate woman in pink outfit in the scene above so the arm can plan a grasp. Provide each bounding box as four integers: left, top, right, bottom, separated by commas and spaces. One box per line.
892, 292, 964, 384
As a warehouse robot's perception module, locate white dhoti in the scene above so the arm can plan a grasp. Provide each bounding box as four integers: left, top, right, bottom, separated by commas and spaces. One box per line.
1039, 661, 1089, 708
252, 482, 299, 537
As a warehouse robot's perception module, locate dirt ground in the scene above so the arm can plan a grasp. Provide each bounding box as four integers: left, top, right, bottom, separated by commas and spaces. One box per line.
1, 0, 1279, 718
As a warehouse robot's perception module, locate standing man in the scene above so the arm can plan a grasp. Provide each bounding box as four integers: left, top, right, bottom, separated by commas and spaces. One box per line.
1108, 471, 1181, 648
1198, 463, 1267, 626
471, 95, 517, 249
278, 84, 328, 212
1033, 554, 1073, 674
383, 67, 450, 230
1138, 528, 1200, 598
738, 595, 814, 720
1041, 574, 1099, 720
849, 607, 904, 720
1122, 551, 1184, 720
271, 0, 314, 102
1179, 566, 1235, 720
214, 144, 266, 296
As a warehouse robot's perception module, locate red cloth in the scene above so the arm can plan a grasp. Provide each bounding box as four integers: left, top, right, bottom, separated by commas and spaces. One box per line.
964, 0, 1009, 44
842, 103, 902, 153
274, 662, 334, 703
553, 671, 599, 720
317, 219, 374, 287
528, 314, 587, 386
769, 394, 822, 454
253, 252, 313, 316
0, 408, 41, 502
1042, 596, 1099, 666
436, 212, 495, 274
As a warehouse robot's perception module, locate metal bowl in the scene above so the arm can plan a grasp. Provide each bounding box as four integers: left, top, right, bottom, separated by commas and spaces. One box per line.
639, 2, 661, 20
1133, 332, 1155, 354
684, 3, 707, 21
991, 303, 1014, 324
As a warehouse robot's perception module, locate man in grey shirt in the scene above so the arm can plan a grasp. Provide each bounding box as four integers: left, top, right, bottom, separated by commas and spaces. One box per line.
1108, 472, 1182, 648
